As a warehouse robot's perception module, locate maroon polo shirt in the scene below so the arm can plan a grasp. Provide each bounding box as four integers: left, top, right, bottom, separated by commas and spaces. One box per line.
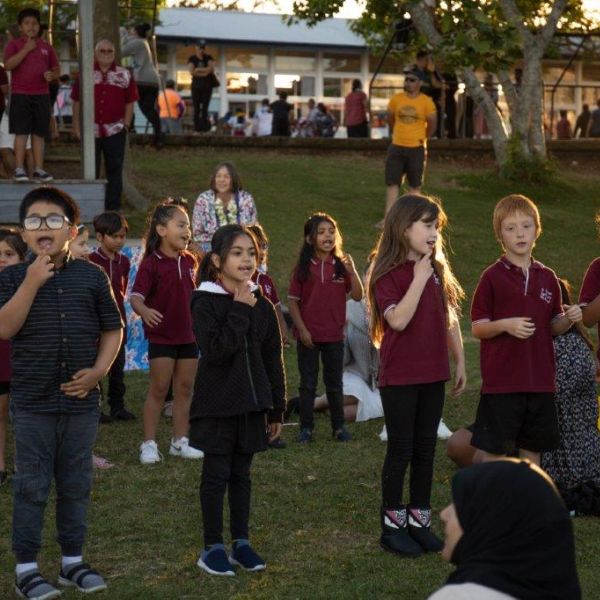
252, 271, 280, 306
89, 248, 130, 342
71, 61, 138, 138
579, 257, 600, 360
471, 257, 563, 394
0, 338, 10, 382
4, 37, 58, 95
375, 262, 450, 387
288, 257, 351, 343
131, 249, 197, 345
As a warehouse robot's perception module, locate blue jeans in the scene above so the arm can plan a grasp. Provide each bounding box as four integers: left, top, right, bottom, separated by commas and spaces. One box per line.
11, 406, 99, 562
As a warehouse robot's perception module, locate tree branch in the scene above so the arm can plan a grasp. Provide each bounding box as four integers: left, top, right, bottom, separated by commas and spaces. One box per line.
497, 70, 517, 116
539, 0, 569, 48
407, 1, 443, 46
498, 0, 531, 41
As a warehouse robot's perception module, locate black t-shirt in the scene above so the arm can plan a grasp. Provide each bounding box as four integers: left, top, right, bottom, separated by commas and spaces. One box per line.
270, 100, 292, 122
189, 53, 214, 88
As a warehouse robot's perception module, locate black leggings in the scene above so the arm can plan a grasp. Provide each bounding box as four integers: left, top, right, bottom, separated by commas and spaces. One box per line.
200, 452, 254, 546
136, 84, 161, 139
380, 382, 445, 509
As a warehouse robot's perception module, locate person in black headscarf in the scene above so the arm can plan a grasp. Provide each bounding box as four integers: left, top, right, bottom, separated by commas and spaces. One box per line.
429, 459, 581, 600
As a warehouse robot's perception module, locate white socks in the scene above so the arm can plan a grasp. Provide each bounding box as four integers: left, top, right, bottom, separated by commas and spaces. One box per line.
16, 562, 38, 576
62, 555, 83, 569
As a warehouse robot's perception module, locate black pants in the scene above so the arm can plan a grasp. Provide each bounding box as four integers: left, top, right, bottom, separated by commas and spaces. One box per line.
297, 340, 344, 431
380, 382, 445, 509
347, 122, 368, 138
95, 130, 126, 211
107, 343, 126, 414
136, 84, 161, 140
201, 452, 254, 546
271, 119, 290, 137
192, 85, 212, 132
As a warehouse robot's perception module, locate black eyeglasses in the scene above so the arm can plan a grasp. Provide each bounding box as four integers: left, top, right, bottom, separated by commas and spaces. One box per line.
98, 48, 114, 54
23, 213, 71, 231
405, 77, 419, 83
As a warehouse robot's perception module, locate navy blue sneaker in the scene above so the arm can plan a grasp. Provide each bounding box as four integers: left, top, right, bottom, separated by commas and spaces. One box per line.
297, 428, 313, 444
197, 544, 235, 576
229, 540, 266, 571
333, 427, 352, 442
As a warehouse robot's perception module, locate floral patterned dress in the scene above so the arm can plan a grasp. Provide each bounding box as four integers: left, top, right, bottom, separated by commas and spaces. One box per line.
192, 189, 258, 252
541, 329, 600, 490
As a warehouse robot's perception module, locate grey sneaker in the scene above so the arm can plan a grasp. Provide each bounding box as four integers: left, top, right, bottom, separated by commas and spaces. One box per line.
14, 168, 29, 182
33, 169, 53, 182
58, 562, 107, 593
15, 568, 62, 599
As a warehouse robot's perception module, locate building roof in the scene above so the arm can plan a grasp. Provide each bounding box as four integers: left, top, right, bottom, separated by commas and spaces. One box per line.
156, 8, 366, 49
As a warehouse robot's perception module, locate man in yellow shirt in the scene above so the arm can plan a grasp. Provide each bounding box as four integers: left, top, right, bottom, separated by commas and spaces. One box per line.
385, 66, 437, 214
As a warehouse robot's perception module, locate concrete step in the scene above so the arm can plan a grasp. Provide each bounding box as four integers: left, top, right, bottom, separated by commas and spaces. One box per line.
0, 180, 106, 225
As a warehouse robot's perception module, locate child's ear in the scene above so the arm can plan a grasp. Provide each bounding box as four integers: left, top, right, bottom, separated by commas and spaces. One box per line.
305, 235, 312, 245
96, 232, 103, 243
210, 253, 221, 270
156, 223, 167, 238
68, 225, 78, 242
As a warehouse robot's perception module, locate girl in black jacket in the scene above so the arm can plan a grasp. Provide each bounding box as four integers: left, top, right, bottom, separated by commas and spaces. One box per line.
190, 224, 286, 576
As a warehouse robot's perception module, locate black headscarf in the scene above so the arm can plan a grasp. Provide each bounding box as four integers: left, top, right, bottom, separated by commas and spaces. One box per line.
447, 459, 581, 600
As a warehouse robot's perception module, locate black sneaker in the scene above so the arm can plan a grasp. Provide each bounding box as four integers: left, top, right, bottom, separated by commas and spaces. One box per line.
333, 427, 352, 442
14, 168, 29, 182
297, 428, 313, 443
111, 408, 136, 421
197, 544, 235, 576
32, 169, 53, 182
380, 507, 422, 557
408, 507, 444, 552
229, 540, 266, 571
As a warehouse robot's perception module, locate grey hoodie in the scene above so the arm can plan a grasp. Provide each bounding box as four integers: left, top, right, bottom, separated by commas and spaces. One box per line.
120, 33, 160, 87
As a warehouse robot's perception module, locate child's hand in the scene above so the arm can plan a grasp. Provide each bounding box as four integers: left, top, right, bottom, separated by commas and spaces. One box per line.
43, 70, 55, 82
299, 327, 314, 349
413, 251, 434, 283
25, 254, 55, 288
452, 362, 467, 397
141, 307, 163, 327
342, 253, 356, 272
504, 317, 535, 339
234, 284, 257, 307
268, 422, 282, 442
564, 304, 583, 324
24, 37, 37, 53
61, 367, 102, 398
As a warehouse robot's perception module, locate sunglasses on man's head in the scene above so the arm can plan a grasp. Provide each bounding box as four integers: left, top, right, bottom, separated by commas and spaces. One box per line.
22, 214, 71, 231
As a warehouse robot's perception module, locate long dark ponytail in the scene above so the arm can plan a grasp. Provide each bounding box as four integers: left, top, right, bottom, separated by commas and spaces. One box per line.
294, 212, 347, 283
199, 223, 258, 282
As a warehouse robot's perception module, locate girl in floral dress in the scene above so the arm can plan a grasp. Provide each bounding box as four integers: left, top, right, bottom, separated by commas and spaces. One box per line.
192, 162, 257, 252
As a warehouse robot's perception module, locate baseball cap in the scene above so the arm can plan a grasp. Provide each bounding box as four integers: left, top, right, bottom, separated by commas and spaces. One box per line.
403, 65, 423, 80
196, 39, 207, 48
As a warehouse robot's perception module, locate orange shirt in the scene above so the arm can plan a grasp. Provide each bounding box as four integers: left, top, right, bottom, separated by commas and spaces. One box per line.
388, 92, 436, 147
158, 88, 183, 119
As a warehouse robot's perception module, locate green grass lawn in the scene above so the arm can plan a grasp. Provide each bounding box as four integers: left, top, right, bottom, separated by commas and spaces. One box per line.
2, 147, 600, 598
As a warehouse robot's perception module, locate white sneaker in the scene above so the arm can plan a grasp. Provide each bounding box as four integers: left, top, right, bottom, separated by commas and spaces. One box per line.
437, 419, 453, 440
170, 437, 204, 459
379, 425, 388, 442
139, 440, 162, 464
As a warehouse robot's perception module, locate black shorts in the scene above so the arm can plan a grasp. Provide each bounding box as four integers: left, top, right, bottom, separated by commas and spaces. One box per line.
190, 412, 269, 455
0, 381, 9, 395
9, 94, 51, 138
148, 342, 198, 361
385, 144, 426, 189
471, 392, 559, 455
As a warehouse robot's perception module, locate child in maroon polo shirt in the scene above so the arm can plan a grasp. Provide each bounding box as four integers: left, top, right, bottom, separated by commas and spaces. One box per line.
89, 211, 134, 421
131, 199, 203, 465
471, 194, 582, 468
369, 194, 466, 558
288, 212, 363, 443
3, 8, 58, 182
580, 215, 600, 369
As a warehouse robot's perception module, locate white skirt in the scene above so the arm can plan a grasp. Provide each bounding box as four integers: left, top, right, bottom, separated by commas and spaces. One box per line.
343, 371, 383, 422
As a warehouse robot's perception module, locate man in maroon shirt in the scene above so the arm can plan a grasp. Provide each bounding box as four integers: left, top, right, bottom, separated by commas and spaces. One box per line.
3, 8, 58, 182
470, 194, 582, 466
72, 39, 138, 211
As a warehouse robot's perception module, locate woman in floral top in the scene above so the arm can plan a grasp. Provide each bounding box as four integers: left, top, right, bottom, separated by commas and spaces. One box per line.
192, 162, 258, 251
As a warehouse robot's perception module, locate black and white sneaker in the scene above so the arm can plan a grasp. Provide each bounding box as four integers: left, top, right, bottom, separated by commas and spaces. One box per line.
33, 169, 53, 183
14, 168, 29, 182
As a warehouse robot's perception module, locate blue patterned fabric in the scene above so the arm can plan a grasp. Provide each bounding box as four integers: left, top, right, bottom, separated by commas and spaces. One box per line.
122, 245, 149, 372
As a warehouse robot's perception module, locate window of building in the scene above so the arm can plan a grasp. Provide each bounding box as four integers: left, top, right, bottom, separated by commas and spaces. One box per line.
370, 76, 404, 99
226, 73, 267, 95
225, 48, 268, 70
275, 50, 316, 72
323, 52, 361, 73
582, 63, 600, 82
275, 74, 315, 97
323, 77, 358, 98
156, 43, 168, 64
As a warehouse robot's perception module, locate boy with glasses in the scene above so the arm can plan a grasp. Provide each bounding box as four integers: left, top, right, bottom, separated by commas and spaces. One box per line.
0, 186, 123, 598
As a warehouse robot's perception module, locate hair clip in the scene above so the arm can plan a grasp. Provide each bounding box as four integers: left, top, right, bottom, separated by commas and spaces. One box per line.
165, 197, 188, 207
